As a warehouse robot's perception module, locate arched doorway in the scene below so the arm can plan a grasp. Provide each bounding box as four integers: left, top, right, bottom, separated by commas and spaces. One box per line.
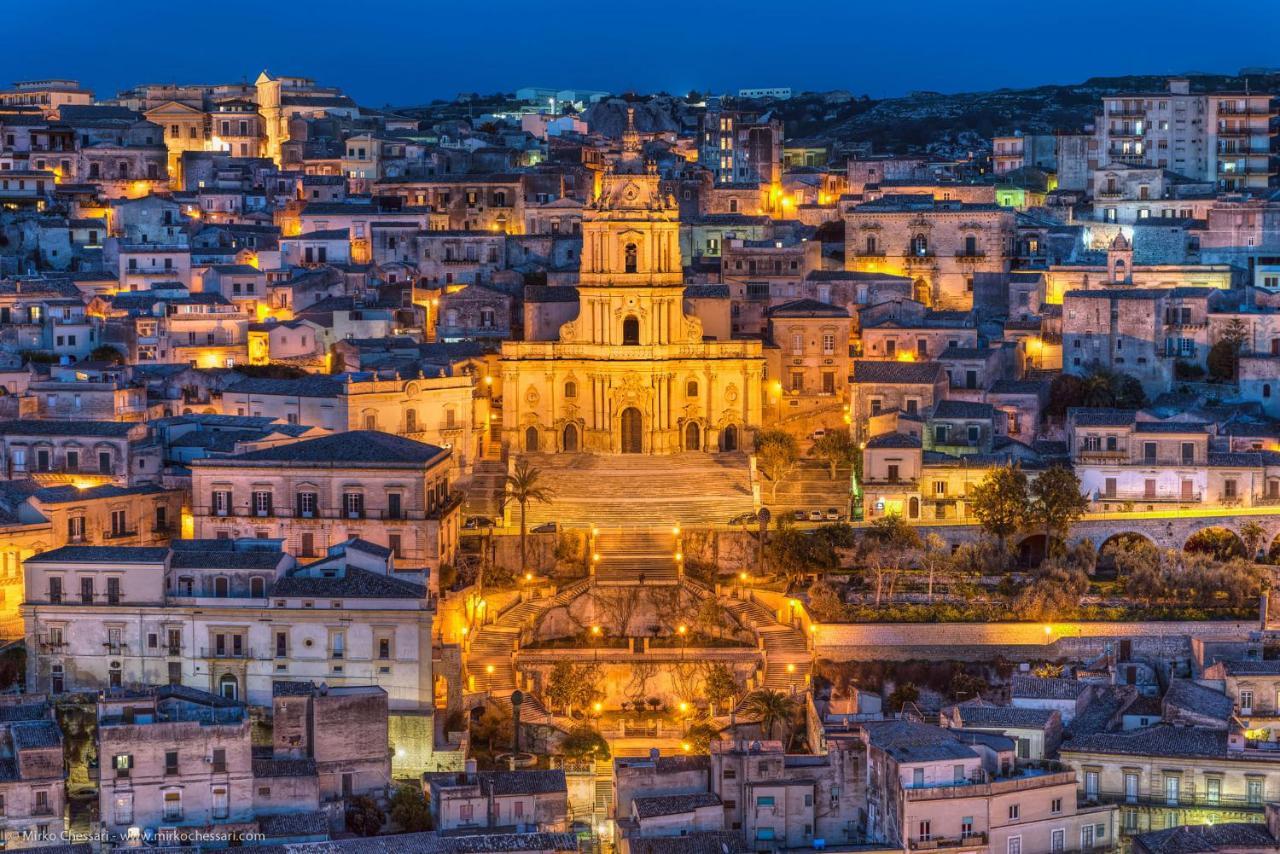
524, 426, 539, 452
622, 315, 640, 346
684, 422, 700, 451
913, 278, 931, 306
908, 497, 920, 519
219, 673, 239, 701
563, 423, 578, 452
620, 408, 643, 453
721, 424, 738, 452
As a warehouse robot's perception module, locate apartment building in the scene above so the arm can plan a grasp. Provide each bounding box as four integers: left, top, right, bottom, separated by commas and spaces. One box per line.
1095, 78, 1274, 191
0, 419, 161, 486
190, 430, 460, 571
423, 769, 568, 833
0, 700, 67, 848
1067, 409, 1279, 511
21, 537, 437, 712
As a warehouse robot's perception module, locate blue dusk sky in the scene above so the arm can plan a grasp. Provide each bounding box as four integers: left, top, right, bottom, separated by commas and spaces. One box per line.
4, 0, 1280, 105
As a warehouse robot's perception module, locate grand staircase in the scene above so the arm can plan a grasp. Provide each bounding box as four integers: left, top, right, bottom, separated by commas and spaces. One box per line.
765, 458, 853, 519
464, 579, 593, 726
723, 596, 811, 694
515, 452, 756, 528
464, 440, 508, 519
593, 529, 679, 585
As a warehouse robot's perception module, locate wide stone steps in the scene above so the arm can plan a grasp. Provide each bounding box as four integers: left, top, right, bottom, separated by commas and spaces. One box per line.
593, 531, 679, 585
766, 461, 852, 516
516, 452, 755, 528
464, 458, 509, 517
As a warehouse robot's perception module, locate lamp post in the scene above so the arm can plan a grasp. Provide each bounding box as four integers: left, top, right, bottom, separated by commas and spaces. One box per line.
756, 508, 772, 578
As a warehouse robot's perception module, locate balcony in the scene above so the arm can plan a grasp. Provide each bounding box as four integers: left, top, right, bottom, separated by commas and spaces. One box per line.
104, 529, 138, 540
954, 250, 986, 262
1094, 489, 1202, 503
1076, 450, 1127, 463
1084, 787, 1265, 812
1095, 191, 1125, 200
853, 249, 886, 258
862, 477, 919, 488
911, 833, 988, 851
200, 646, 256, 660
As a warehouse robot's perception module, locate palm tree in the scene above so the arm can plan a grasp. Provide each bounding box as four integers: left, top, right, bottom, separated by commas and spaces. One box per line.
503, 460, 553, 571
739, 689, 797, 744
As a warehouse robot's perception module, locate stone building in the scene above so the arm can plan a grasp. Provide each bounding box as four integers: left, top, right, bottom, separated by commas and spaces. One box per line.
190, 430, 460, 570
848, 360, 948, 442
500, 110, 764, 455
22, 537, 439, 715
0, 419, 161, 486
842, 195, 1015, 310
219, 372, 477, 471
0, 700, 66, 848
271, 682, 391, 800
763, 299, 852, 423
424, 769, 569, 834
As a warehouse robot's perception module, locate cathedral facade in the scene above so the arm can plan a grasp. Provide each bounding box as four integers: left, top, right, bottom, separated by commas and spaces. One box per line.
500, 112, 764, 455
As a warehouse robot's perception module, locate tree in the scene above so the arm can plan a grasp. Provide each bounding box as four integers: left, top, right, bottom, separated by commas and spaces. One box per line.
1012, 559, 1089, 621
503, 460, 553, 571
755, 430, 799, 500
89, 344, 125, 364
811, 431, 858, 480
1045, 374, 1085, 418
545, 663, 603, 715
560, 725, 610, 761
694, 597, 730, 640
471, 700, 513, 752
887, 682, 919, 712
1241, 521, 1267, 562
739, 689, 798, 744
806, 579, 847, 622
684, 721, 721, 754
1209, 318, 1249, 382
921, 534, 949, 602
1027, 466, 1090, 556
970, 465, 1028, 555
345, 795, 385, 836
702, 664, 742, 715
389, 784, 431, 832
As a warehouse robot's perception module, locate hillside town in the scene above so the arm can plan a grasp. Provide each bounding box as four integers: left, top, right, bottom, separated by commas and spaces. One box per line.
4, 64, 1280, 854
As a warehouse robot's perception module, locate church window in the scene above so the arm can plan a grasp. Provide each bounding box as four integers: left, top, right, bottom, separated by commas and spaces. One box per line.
624, 242, 638, 274
911, 234, 929, 256
622, 316, 640, 346
686, 380, 698, 397
564, 381, 577, 398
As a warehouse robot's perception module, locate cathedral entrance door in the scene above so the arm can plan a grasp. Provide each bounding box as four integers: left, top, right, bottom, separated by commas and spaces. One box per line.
721, 424, 738, 452
563, 424, 578, 452
684, 422, 700, 451
620, 407, 643, 453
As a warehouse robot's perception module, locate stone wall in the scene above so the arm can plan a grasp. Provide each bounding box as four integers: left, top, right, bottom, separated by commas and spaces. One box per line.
814, 619, 1258, 662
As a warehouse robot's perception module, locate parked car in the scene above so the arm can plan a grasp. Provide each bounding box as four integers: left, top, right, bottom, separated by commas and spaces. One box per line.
463, 516, 495, 529
531, 522, 558, 533
812, 428, 827, 441
729, 512, 757, 526
824, 508, 842, 521
792, 510, 808, 522
807, 509, 824, 522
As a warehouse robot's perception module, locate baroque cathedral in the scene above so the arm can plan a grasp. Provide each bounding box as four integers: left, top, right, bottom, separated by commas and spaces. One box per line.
499, 111, 764, 455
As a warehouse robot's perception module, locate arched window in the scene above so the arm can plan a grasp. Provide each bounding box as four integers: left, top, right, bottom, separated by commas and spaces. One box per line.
686, 380, 699, 397
405, 409, 417, 433
1114, 259, 1127, 282
624, 242, 638, 274
525, 426, 539, 452
908, 497, 920, 519
622, 316, 640, 346
564, 381, 577, 398
911, 234, 929, 256
250, 577, 265, 598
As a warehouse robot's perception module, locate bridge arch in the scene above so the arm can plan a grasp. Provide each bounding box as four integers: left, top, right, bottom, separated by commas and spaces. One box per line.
1184, 527, 1246, 560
